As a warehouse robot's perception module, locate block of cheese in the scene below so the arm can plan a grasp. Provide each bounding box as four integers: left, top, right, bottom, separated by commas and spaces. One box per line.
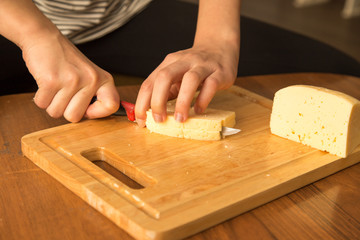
270, 85, 360, 158
146, 108, 236, 140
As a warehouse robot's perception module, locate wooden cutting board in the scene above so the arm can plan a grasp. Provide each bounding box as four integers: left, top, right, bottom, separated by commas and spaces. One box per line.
21, 86, 360, 240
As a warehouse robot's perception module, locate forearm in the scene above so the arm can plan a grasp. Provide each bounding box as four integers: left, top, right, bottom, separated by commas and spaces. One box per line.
194, 0, 241, 53
0, 0, 60, 50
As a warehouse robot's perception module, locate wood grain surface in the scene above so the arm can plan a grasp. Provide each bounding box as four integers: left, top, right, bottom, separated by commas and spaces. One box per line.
20, 85, 360, 240
1, 73, 360, 240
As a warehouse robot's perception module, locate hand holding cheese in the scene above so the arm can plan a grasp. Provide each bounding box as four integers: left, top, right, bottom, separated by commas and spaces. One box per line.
134, 0, 240, 128
270, 85, 360, 157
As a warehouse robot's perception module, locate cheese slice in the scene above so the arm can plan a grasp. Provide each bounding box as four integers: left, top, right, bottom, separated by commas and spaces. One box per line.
146, 108, 236, 140
270, 85, 360, 158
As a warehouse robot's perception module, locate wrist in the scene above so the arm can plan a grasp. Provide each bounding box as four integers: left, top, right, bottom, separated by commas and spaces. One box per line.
194, 29, 240, 51
194, 0, 241, 54
18, 18, 61, 52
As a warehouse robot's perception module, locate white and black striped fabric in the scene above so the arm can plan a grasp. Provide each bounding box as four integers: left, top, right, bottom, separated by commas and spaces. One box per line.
33, 0, 152, 44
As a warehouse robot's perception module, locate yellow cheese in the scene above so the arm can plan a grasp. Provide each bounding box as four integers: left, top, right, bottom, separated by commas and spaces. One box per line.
146, 108, 236, 140
270, 85, 360, 158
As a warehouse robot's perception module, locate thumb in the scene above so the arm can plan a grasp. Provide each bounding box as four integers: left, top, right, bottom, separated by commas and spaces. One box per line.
85, 82, 120, 119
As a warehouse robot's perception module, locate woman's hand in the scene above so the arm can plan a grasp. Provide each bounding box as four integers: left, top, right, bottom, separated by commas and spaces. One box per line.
22, 32, 120, 122
0, 0, 119, 123
135, 0, 241, 128
135, 42, 239, 127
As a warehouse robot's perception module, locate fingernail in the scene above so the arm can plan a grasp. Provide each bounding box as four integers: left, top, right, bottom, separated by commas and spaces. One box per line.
175, 112, 184, 122
137, 118, 146, 128
153, 113, 163, 123
194, 106, 203, 114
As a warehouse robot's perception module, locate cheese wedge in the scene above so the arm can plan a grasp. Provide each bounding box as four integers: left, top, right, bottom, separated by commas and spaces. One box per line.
146, 108, 236, 140
270, 85, 360, 158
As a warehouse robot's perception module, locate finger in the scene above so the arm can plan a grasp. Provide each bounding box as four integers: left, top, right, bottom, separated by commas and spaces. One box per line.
84, 81, 120, 120
174, 67, 212, 122
168, 82, 181, 100
194, 74, 220, 114
135, 77, 153, 128
135, 52, 184, 127
151, 61, 189, 122
45, 88, 74, 118
34, 85, 58, 109
62, 88, 95, 122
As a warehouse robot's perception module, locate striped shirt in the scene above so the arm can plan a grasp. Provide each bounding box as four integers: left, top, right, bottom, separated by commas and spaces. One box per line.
33, 0, 152, 44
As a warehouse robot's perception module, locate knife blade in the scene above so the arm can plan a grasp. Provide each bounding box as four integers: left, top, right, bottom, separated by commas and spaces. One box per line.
222, 126, 241, 138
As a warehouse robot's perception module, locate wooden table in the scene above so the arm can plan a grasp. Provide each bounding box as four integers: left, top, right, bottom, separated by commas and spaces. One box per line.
1, 73, 359, 240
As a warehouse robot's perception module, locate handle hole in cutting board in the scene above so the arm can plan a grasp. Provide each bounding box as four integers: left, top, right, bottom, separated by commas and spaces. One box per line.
81, 147, 156, 189
92, 160, 144, 189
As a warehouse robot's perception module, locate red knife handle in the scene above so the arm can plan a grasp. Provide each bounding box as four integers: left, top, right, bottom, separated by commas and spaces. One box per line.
118, 100, 135, 122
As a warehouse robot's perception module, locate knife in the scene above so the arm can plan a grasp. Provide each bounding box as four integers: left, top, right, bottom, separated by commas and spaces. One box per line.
91, 97, 241, 137
222, 126, 241, 138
